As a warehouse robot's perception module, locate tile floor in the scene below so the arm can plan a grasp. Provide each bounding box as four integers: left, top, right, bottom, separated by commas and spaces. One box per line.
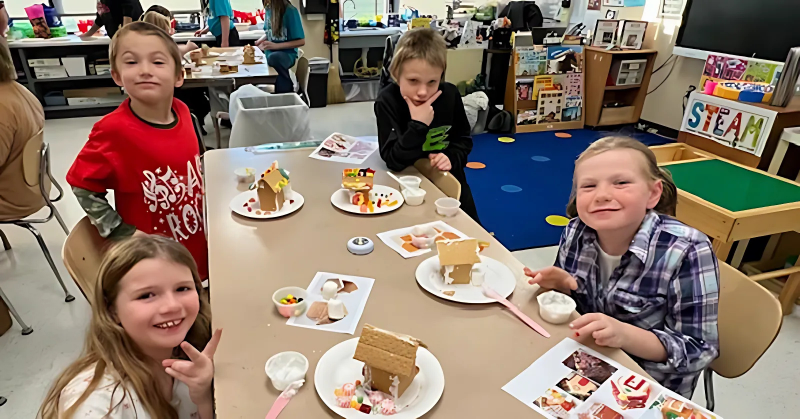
1, 102, 798, 418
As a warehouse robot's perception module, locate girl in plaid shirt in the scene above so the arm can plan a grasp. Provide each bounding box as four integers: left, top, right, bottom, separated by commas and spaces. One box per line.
526, 137, 720, 398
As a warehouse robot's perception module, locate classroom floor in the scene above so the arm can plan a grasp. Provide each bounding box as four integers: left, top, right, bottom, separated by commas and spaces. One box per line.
0, 102, 797, 418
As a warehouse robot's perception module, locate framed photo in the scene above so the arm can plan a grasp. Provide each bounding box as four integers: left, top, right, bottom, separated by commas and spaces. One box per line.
592, 20, 619, 48
605, 9, 617, 19
619, 20, 647, 50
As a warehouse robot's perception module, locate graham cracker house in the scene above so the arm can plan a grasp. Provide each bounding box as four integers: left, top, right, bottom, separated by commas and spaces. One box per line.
353, 324, 426, 398
342, 168, 375, 191
437, 238, 481, 285
256, 161, 290, 212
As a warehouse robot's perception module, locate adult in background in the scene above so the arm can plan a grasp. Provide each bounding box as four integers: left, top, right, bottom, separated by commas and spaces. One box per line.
195, 0, 239, 47
80, 0, 145, 40
256, 0, 305, 93
0, 32, 45, 222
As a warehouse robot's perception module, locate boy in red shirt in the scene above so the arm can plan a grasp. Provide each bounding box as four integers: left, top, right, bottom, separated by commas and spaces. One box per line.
67, 21, 208, 279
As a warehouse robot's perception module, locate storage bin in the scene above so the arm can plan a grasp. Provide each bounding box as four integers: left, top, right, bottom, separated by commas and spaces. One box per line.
229, 93, 311, 148
44, 92, 67, 106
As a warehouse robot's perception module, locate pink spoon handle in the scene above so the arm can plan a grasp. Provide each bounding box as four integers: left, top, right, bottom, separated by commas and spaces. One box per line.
265, 396, 291, 419
490, 292, 550, 338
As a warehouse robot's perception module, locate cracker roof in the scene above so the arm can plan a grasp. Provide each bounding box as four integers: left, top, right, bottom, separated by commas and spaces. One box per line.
353, 324, 425, 378
437, 238, 481, 266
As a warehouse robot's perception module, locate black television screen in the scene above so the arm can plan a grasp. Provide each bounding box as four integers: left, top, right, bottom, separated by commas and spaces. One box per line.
675, 0, 800, 62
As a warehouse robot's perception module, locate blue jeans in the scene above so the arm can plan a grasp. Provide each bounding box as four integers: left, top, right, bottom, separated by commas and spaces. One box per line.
267, 51, 297, 94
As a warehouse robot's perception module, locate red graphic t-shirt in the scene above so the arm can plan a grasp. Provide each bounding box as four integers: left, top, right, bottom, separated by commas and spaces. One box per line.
67, 99, 209, 279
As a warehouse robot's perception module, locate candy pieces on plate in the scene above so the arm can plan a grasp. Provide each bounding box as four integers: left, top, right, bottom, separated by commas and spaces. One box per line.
279, 294, 304, 305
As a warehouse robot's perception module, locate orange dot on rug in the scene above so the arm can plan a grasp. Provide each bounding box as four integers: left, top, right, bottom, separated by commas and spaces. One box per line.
545, 215, 570, 226
498, 137, 515, 143
466, 162, 486, 169
555, 132, 572, 138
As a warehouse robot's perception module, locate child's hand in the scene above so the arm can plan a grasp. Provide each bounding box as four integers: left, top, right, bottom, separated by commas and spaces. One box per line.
525, 266, 577, 293
404, 91, 442, 126
570, 313, 629, 348
258, 40, 277, 51
163, 329, 223, 405
429, 153, 452, 171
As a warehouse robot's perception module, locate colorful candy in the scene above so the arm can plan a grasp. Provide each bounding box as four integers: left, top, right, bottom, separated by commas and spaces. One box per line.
279, 294, 303, 305
380, 399, 396, 415
368, 391, 385, 405
342, 383, 356, 397
349, 399, 360, 409
359, 404, 372, 414
336, 396, 351, 408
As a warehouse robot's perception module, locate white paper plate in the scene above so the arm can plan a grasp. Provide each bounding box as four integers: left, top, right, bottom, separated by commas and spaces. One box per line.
415, 255, 516, 304
315, 338, 445, 419
330, 185, 404, 215
229, 189, 304, 219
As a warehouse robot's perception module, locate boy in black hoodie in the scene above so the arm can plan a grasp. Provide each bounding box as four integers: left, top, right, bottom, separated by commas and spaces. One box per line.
374, 28, 480, 223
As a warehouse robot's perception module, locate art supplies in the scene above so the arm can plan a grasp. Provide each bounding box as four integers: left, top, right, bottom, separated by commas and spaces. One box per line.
503, 338, 723, 419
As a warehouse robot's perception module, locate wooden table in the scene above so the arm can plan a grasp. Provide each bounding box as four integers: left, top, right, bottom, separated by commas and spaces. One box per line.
653, 144, 800, 314
204, 147, 649, 418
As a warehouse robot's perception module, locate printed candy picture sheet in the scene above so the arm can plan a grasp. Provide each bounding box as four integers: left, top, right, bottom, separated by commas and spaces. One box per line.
502, 338, 721, 419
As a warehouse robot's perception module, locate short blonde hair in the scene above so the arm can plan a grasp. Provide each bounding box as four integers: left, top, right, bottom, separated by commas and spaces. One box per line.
109, 21, 182, 77
141, 11, 171, 33
389, 28, 447, 80
567, 137, 678, 217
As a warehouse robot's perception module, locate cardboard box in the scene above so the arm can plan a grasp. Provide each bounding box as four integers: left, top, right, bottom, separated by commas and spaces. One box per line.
27, 58, 61, 67
64, 87, 127, 106
34, 66, 68, 79
61, 56, 87, 77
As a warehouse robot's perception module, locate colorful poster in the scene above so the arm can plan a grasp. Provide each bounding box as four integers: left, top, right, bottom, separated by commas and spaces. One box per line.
503, 338, 722, 419
680, 92, 777, 157
566, 73, 582, 96
517, 46, 547, 76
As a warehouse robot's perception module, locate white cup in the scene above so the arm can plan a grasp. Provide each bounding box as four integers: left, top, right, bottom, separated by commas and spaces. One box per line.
402, 187, 426, 206
265, 351, 309, 391
435, 197, 461, 216
234, 167, 255, 184
399, 175, 422, 190
536, 291, 577, 324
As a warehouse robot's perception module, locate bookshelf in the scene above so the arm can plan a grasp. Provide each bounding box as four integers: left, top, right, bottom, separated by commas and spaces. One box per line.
503, 33, 586, 133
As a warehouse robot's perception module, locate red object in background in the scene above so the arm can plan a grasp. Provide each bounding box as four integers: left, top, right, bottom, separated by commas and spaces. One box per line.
233, 10, 257, 25
171, 19, 176, 29
77, 20, 94, 33
257, 9, 265, 22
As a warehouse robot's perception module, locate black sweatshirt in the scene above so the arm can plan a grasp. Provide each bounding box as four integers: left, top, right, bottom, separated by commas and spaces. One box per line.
374, 82, 473, 177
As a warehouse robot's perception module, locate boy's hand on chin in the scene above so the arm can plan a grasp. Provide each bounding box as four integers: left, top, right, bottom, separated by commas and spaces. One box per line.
429, 153, 451, 171
570, 313, 629, 348
404, 90, 442, 126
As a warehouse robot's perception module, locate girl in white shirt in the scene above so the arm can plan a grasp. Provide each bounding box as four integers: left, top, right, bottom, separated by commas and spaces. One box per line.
39, 236, 222, 419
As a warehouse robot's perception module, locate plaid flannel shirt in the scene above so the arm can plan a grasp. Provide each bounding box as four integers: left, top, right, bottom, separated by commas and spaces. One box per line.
554, 211, 720, 398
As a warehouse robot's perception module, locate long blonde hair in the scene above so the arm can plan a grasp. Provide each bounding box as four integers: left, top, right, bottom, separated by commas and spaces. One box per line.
566, 136, 677, 218
38, 236, 212, 419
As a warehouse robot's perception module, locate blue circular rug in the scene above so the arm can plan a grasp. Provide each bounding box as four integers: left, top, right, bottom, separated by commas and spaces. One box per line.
531, 155, 551, 162
501, 185, 523, 193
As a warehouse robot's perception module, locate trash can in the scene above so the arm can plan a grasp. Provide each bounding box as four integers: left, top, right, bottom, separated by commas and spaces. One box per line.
229, 93, 311, 148
308, 57, 330, 108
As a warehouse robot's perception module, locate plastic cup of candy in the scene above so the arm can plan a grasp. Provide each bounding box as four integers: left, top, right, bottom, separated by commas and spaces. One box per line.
402, 187, 426, 206
399, 175, 422, 190
272, 286, 307, 318
234, 167, 255, 183
537, 291, 577, 324
435, 197, 461, 216
265, 351, 309, 391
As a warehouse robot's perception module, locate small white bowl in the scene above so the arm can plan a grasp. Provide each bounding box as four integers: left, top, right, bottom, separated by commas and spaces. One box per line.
536, 291, 577, 324
435, 197, 461, 216
272, 286, 307, 318
402, 187, 426, 206
234, 167, 255, 184
399, 175, 422, 190
265, 351, 309, 391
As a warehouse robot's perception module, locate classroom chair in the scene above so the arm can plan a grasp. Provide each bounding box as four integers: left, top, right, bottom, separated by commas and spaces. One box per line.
414, 159, 462, 200
0, 136, 75, 306
704, 262, 782, 411
748, 265, 800, 316
295, 56, 311, 106
62, 216, 107, 303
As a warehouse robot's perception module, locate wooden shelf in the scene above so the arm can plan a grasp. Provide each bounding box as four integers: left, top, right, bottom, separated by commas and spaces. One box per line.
517, 99, 538, 110
517, 119, 584, 133
605, 84, 642, 90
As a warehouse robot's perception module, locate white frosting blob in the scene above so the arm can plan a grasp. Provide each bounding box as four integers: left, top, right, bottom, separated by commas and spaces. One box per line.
442, 265, 455, 284
321, 281, 338, 300
327, 299, 345, 319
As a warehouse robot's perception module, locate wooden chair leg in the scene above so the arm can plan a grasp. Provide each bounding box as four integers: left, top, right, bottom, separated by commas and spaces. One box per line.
780, 270, 800, 315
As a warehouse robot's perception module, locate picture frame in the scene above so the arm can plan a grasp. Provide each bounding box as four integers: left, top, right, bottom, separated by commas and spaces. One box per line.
605, 9, 617, 19
592, 20, 619, 48
619, 20, 647, 50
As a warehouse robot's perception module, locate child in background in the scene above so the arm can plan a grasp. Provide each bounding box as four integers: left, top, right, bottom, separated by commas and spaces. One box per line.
256, 0, 305, 93
526, 137, 719, 398
374, 28, 480, 222
67, 22, 209, 280
195, 0, 238, 47
141, 7, 198, 54
38, 236, 222, 419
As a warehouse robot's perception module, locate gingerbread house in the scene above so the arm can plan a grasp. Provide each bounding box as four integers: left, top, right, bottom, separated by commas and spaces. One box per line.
342, 168, 375, 191
659, 399, 694, 419
610, 373, 650, 410
256, 161, 290, 212
437, 238, 482, 285
243, 44, 257, 64
353, 324, 425, 399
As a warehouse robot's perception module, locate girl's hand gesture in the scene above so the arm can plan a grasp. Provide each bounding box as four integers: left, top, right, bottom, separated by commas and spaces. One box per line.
163, 329, 223, 405
524, 266, 578, 294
